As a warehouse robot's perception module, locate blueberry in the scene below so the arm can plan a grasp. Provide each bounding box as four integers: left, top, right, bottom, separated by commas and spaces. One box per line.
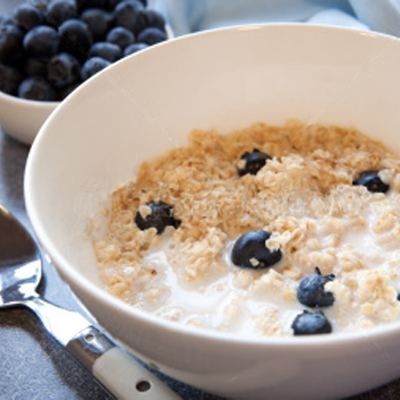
353, 170, 389, 193
0, 13, 15, 27
132, 9, 166, 34
231, 230, 282, 269
297, 267, 335, 308
114, 0, 144, 32
107, 0, 123, 9
13, 3, 44, 31
106, 26, 135, 50
23, 25, 60, 59
75, 0, 109, 11
0, 64, 23, 95
57, 81, 79, 99
18, 76, 56, 101
123, 42, 147, 56
237, 149, 271, 176
135, 200, 181, 234
136, 27, 167, 45
89, 42, 122, 62
291, 310, 332, 335
108, 0, 145, 9
81, 8, 112, 41
30, 0, 52, 14
59, 19, 92, 61
0, 23, 24, 65
80, 56, 110, 80
24, 57, 48, 77
47, 52, 80, 88
45, 0, 78, 27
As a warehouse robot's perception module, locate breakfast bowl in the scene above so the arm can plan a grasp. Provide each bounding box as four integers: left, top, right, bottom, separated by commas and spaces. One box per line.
24, 24, 400, 399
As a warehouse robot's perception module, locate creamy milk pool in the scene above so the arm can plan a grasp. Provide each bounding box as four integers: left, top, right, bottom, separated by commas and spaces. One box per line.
93, 121, 400, 337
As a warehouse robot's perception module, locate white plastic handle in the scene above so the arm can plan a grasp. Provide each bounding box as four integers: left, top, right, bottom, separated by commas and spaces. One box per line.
25, 297, 180, 399
93, 346, 181, 399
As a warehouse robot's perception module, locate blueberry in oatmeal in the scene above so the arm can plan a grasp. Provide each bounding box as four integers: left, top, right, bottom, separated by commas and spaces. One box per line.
135, 200, 181, 234
297, 267, 335, 308
353, 170, 389, 193
231, 230, 282, 269
237, 149, 271, 176
291, 310, 332, 335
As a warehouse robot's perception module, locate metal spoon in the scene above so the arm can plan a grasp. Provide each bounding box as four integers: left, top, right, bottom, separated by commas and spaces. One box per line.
0, 204, 180, 400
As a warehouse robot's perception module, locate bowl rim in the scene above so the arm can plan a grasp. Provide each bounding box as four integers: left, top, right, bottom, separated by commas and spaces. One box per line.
24, 22, 400, 347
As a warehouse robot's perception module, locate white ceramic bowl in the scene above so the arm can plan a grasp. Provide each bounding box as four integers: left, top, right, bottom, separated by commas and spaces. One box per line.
0, 91, 58, 145
25, 24, 400, 399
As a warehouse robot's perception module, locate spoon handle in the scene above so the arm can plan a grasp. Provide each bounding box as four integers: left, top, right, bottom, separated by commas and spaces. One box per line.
25, 297, 180, 399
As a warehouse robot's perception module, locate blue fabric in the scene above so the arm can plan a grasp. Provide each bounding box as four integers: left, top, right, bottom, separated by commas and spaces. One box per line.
154, 0, 400, 37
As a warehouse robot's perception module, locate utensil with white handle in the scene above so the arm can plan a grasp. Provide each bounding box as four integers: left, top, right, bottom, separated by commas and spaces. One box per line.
0, 203, 180, 400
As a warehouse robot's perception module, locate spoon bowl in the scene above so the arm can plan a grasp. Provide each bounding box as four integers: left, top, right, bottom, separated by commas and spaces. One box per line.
0, 204, 41, 306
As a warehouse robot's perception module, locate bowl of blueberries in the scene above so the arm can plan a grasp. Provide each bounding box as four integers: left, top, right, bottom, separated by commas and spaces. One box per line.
0, 0, 169, 145
24, 20, 400, 400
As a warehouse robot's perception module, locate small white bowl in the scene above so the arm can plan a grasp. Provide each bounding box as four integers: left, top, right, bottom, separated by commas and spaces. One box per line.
0, 90, 58, 145
25, 24, 400, 399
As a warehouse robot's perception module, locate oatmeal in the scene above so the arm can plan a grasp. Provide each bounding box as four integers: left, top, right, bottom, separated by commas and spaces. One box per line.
93, 120, 400, 337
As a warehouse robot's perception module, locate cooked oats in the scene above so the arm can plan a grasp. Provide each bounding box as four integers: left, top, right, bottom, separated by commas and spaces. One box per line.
93, 120, 400, 337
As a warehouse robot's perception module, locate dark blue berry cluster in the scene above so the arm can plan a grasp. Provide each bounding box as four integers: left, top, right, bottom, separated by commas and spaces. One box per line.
0, 0, 167, 101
